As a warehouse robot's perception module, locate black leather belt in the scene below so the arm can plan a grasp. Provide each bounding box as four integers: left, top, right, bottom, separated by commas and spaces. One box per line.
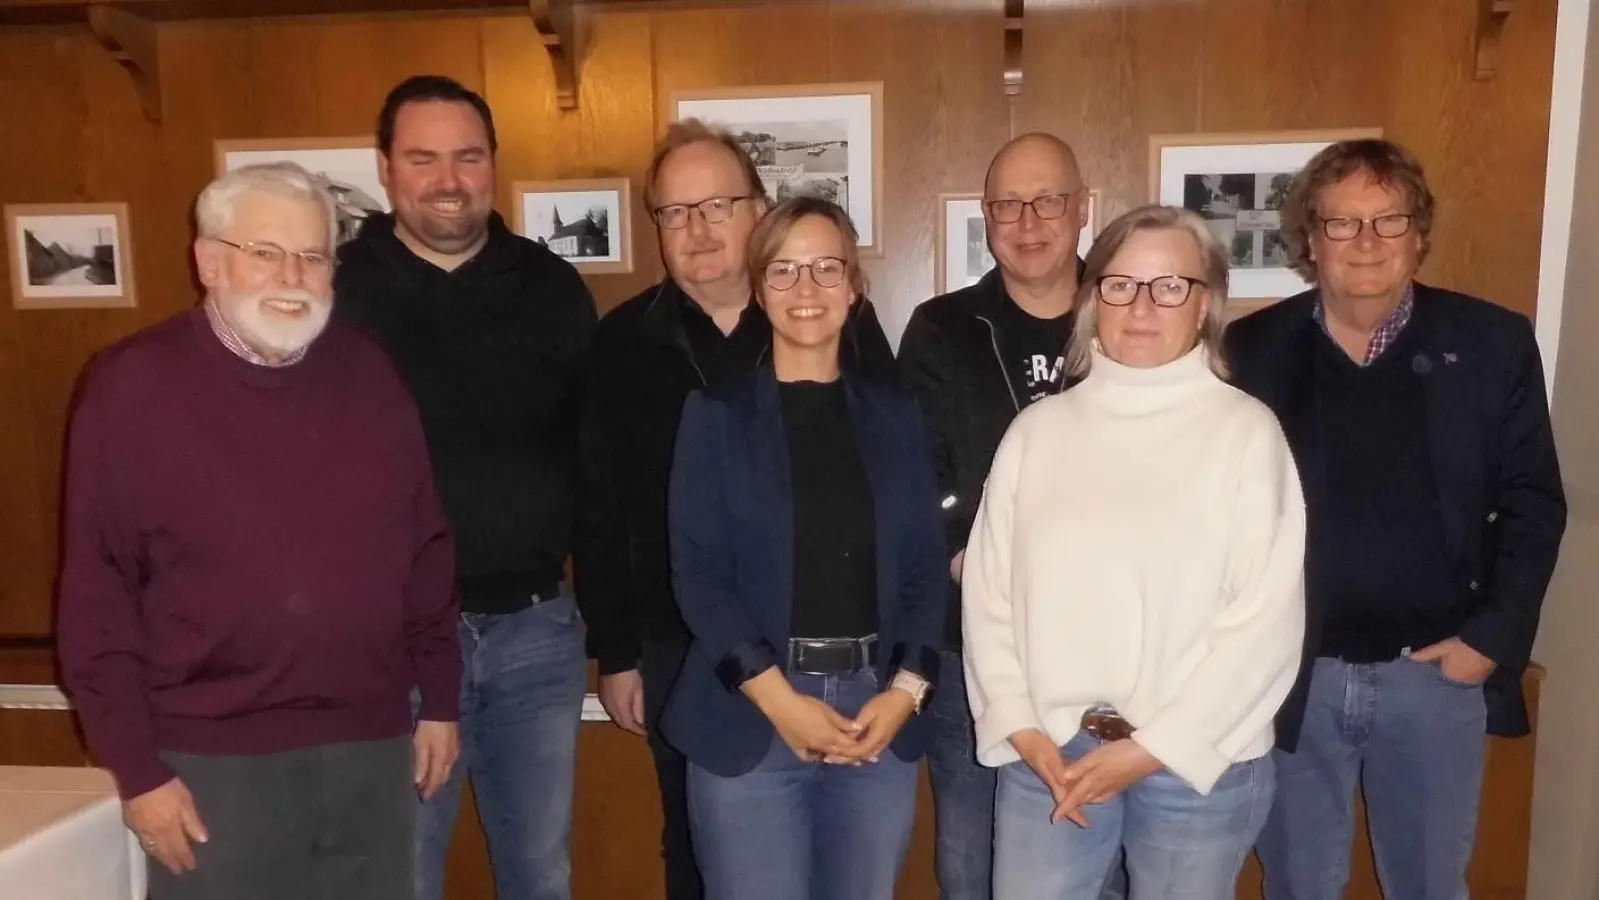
787, 635, 878, 675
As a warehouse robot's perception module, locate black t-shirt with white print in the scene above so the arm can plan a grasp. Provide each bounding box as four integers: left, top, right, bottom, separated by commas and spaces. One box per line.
995, 296, 1074, 406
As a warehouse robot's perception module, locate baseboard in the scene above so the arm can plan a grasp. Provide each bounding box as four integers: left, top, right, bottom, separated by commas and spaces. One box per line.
0, 684, 612, 722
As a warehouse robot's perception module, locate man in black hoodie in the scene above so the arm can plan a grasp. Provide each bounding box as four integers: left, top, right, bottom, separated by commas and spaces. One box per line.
333, 76, 595, 900
898, 133, 1096, 900
574, 119, 894, 900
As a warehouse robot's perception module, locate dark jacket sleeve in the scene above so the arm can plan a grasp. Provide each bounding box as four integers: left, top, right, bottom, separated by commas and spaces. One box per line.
573, 320, 642, 676
846, 298, 898, 379
400, 398, 462, 724
669, 392, 783, 691
1457, 317, 1566, 671
893, 394, 951, 684
56, 358, 173, 800
897, 308, 968, 555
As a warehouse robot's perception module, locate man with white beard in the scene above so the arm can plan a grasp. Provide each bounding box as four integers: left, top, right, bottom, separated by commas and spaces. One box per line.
56, 161, 462, 900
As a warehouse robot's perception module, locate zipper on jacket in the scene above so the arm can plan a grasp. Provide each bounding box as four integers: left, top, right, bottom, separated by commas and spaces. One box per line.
976, 314, 1022, 412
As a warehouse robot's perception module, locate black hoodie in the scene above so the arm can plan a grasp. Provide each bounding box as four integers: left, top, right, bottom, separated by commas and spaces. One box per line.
334, 212, 597, 614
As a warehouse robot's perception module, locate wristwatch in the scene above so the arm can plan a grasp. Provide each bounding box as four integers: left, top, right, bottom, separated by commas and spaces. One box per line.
890, 670, 932, 714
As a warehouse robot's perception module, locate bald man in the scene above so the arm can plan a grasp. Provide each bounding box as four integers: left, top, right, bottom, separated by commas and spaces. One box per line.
898, 134, 1093, 900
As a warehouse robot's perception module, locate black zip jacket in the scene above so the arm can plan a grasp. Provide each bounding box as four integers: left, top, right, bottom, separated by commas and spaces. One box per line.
898, 268, 1080, 650
333, 212, 597, 614
574, 278, 896, 675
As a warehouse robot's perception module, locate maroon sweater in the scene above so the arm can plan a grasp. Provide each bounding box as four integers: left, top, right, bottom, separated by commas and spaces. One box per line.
56, 308, 460, 799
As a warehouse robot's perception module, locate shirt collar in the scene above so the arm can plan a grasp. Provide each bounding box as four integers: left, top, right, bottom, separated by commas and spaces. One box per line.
1313, 284, 1414, 366
204, 297, 308, 368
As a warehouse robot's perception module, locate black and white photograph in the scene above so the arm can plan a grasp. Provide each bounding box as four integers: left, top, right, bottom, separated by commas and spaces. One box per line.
674, 83, 883, 252
1182, 171, 1293, 269
215, 139, 388, 245
6, 203, 136, 309
936, 191, 1099, 294
1151, 129, 1381, 300
512, 179, 632, 274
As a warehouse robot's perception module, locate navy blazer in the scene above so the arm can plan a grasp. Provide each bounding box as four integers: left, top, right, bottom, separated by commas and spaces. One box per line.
662, 364, 948, 777
1226, 283, 1566, 748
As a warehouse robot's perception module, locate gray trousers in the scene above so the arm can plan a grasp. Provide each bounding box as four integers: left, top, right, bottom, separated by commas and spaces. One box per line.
147, 736, 413, 900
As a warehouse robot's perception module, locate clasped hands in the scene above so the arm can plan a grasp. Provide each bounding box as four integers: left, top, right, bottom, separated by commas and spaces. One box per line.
1010, 728, 1162, 828
745, 669, 916, 765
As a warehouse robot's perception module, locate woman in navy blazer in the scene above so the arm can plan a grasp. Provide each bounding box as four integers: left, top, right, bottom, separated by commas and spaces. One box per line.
663, 197, 947, 900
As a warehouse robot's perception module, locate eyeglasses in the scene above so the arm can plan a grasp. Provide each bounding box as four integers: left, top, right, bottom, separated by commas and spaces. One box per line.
213, 239, 335, 275
652, 196, 755, 230
1096, 274, 1207, 308
984, 192, 1075, 224
1315, 213, 1414, 241
763, 257, 848, 291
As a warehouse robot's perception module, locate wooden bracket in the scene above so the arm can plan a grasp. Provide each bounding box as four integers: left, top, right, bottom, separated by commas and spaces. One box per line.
87, 5, 163, 123
1003, 0, 1023, 97
530, 0, 578, 110
1472, 0, 1516, 81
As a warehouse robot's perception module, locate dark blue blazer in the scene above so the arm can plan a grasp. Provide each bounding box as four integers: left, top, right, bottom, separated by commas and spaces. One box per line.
1226, 284, 1566, 748
661, 364, 948, 777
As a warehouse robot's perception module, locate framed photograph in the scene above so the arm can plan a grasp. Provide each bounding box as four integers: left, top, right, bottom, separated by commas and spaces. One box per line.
214, 138, 388, 246
935, 190, 1099, 295
671, 83, 884, 253
512, 178, 633, 275
6, 203, 136, 309
1149, 129, 1381, 301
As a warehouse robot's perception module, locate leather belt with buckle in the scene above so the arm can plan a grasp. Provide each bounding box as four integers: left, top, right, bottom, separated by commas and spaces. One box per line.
1080, 706, 1135, 742
787, 635, 878, 675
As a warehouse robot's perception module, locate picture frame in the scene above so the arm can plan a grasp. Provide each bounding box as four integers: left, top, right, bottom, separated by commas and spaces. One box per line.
1149, 129, 1382, 302
935, 190, 1099, 295
511, 178, 633, 275
6, 202, 137, 310
214, 137, 388, 246
671, 82, 884, 254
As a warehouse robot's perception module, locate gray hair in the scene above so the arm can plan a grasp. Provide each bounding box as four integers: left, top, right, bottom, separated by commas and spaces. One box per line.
194, 162, 338, 248
1064, 204, 1231, 380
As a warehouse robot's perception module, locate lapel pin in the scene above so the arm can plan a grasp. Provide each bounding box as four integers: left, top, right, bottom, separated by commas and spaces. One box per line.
1442, 352, 1458, 365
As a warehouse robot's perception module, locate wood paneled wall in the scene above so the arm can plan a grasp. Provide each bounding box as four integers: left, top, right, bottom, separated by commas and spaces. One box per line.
0, 1, 1558, 898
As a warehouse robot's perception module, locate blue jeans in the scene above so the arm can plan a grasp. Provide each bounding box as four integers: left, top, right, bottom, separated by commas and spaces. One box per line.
413, 592, 587, 900
687, 668, 919, 900
927, 650, 997, 900
1256, 655, 1487, 900
995, 731, 1273, 900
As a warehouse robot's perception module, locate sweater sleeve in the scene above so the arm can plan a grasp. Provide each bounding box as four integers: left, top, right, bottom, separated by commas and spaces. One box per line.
961, 417, 1041, 765
56, 360, 174, 800
1131, 415, 1307, 795
399, 396, 462, 724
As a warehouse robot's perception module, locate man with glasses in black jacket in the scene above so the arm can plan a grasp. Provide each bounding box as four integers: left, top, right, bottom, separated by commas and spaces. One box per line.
575, 119, 894, 900
899, 132, 1100, 900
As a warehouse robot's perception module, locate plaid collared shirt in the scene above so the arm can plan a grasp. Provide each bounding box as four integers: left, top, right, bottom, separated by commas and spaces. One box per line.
1313, 285, 1414, 366
203, 298, 308, 368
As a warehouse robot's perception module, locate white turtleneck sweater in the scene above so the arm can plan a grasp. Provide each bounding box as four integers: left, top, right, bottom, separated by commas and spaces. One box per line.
962, 344, 1306, 795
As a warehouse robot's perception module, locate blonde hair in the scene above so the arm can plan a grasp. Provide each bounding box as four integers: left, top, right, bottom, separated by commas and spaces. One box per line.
746, 197, 868, 300
644, 118, 769, 211
1064, 204, 1231, 379
195, 162, 337, 248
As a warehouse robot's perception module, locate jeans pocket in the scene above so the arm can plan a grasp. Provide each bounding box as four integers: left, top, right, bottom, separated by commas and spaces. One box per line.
537, 594, 583, 629
1414, 658, 1482, 690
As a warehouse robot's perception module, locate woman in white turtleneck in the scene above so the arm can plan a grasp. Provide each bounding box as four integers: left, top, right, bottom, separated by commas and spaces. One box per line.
962, 205, 1306, 900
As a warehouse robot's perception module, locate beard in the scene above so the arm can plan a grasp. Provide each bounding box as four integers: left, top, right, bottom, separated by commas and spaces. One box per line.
398, 191, 490, 254
216, 286, 333, 362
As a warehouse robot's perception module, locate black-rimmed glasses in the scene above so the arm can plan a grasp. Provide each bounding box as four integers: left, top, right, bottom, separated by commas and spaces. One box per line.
763, 257, 848, 291
1096, 274, 1207, 308
212, 238, 335, 275
984, 192, 1075, 224
1315, 213, 1414, 241
651, 195, 755, 230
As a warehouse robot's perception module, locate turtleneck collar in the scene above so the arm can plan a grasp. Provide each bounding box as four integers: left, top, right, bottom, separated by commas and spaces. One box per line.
1076, 342, 1217, 413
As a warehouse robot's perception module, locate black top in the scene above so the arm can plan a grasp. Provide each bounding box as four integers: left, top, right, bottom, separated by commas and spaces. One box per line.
995, 297, 1074, 406
574, 279, 900, 674
779, 380, 878, 639
332, 212, 597, 614
1308, 324, 1461, 661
